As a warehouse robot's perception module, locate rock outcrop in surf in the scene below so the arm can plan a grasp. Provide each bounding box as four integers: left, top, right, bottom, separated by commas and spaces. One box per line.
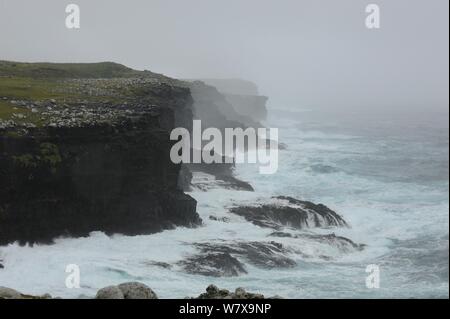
229, 196, 348, 230
178, 241, 296, 277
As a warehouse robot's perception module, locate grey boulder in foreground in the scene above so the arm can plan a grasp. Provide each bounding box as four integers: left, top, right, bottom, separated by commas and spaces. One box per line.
0, 283, 272, 299
96, 282, 158, 299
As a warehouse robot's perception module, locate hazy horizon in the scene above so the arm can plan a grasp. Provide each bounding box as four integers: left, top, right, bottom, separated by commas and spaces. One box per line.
0, 0, 448, 113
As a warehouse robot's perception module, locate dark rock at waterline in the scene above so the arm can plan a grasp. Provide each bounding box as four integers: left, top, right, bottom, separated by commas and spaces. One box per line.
143, 261, 173, 270
189, 241, 296, 271
189, 171, 254, 192
269, 231, 365, 252
178, 149, 254, 192
178, 252, 247, 277
230, 241, 296, 269
179, 240, 294, 278
277, 196, 348, 226
185, 152, 254, 192
214, 174, 254, 191
194, 285, 265, 300
229, 196, 347, 230
209, 215, 230, 223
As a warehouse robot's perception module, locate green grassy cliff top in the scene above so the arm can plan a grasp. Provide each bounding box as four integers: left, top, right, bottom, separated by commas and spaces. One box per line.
0, 61, 187, 130
0, 61, 152, 79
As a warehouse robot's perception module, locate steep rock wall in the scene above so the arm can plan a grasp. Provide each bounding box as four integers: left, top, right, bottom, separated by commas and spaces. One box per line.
0, 61, 201, 245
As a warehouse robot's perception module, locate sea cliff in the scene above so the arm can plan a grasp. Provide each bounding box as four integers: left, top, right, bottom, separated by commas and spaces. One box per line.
0, 61, 201, 245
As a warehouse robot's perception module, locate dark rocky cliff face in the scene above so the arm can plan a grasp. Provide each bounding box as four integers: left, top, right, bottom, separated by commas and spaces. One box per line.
0, 61, 201, 245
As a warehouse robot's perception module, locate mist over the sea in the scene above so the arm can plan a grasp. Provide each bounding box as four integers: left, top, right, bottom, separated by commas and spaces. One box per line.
0, 0, 448, 114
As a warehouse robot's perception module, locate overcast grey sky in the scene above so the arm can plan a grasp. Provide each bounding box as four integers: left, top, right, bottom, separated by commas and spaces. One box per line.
0, 0, 448, 113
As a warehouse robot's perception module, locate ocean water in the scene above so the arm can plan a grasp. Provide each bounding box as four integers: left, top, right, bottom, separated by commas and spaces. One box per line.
0, 108, 448, 299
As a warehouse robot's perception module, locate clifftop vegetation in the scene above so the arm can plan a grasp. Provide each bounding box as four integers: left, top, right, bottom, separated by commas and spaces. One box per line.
0, 61, 186, 130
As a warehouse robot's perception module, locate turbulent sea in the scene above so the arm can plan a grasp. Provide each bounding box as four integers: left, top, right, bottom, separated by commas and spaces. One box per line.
0, 108, 448, 299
